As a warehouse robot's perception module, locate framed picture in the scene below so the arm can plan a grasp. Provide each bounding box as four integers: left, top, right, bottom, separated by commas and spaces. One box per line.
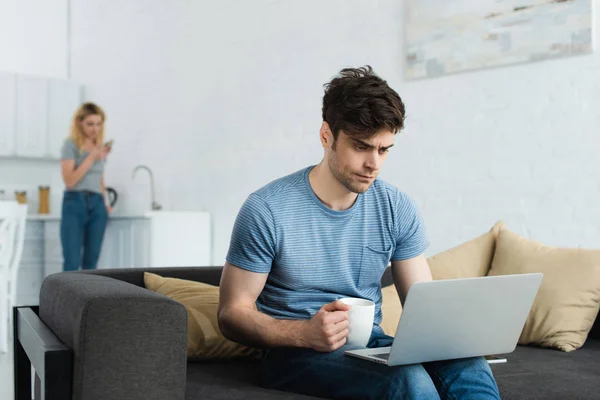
405, 0, 593, 79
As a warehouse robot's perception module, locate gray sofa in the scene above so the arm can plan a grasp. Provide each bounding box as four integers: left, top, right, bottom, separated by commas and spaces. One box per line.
14, 266, 600, 400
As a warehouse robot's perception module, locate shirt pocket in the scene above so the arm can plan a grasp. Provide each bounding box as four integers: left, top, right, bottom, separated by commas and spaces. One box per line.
358, 244, 393, 289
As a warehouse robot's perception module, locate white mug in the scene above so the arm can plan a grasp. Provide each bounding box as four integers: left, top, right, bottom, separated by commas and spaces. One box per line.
339, 297, 375, 348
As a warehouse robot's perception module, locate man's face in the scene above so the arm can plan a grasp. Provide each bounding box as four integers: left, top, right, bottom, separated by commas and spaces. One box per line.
325, 128, 395, 194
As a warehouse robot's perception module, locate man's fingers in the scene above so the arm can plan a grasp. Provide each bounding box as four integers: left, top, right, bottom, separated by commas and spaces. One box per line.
326, 319, 349, 335
324, 310, 349, 325
322, 300, 351, 313
329, 335, 348, 351
329, 321, 350, 341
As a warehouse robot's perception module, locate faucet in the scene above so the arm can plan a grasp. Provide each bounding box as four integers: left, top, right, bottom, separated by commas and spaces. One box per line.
132, 165, 162, 211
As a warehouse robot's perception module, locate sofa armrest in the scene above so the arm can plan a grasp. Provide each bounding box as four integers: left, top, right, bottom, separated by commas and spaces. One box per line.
14, 306, 72, 400
40, 272, 188, 400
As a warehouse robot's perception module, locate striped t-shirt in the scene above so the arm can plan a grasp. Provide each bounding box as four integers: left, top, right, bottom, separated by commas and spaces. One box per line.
226, 165, 429, 331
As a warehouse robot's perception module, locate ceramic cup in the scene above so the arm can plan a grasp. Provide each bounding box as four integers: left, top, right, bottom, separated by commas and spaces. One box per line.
339, 297, 375, 348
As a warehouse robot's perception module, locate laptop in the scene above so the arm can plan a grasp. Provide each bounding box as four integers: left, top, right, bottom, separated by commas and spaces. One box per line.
345, 273, 543, 366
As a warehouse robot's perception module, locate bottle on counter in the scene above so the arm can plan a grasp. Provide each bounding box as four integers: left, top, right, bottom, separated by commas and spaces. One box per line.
38, 186, 50, 214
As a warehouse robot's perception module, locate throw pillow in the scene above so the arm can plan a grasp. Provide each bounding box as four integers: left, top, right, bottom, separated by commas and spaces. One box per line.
380, 284, 402, 336
143, 272, 262, 360
487, 228, 600, 352
428, 221, 505, 280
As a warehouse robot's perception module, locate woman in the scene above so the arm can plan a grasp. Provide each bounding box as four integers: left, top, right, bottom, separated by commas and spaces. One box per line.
60, 102, 112, 271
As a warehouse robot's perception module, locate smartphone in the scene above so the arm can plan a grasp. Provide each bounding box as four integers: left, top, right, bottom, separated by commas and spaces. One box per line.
484, 355, 507, 364
104, 139, 114, 148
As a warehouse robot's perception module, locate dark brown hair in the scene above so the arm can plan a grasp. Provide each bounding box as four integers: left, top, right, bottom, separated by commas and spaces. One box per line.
322, 66, 405, 141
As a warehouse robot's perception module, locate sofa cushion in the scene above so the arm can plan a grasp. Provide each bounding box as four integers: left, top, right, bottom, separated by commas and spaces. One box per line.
182, 341, 600, 400
144, 272, 262, 360
185, 360, 326, 400
492, 340, 600, 399
379, 284, 402, 336
428, 221, 505, 280
488, 228, 600, 352
183, 341, 600, 400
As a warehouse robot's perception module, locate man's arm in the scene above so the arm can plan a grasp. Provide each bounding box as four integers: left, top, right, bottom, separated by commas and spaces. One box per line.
217, 261, 350, 352
391, 254, 433, 305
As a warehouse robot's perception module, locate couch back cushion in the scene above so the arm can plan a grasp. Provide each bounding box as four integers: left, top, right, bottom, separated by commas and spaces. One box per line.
144, 272, 262, 360
488, 228, 600, 351
82, 267, 224, 287
82, 263, 600, 344
428, 221, 505, 280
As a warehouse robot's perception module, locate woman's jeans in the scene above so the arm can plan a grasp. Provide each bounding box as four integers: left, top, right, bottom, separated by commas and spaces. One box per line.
60, 190, 108, 271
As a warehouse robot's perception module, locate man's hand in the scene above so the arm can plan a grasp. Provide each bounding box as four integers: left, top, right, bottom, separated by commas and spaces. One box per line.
302, 300, 351, 352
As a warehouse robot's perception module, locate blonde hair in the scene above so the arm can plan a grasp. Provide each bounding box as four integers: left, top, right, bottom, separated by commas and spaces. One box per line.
68, 102, 106, 149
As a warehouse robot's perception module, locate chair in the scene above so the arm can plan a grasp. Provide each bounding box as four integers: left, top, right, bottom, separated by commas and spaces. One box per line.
0, 201, 27, 353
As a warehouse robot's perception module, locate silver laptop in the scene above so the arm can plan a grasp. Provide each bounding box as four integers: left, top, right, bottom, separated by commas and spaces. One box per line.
345, 273, 543, 366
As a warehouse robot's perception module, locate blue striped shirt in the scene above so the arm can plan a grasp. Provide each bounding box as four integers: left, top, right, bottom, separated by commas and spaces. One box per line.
226, 165, 429, 331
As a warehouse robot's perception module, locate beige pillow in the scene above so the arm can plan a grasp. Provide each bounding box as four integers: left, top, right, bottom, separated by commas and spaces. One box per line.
380, 221, 505, 336
380, 284, 402, 336
144, 272, 262, 360
487, 229, 600, 352
428, 221, 505, 280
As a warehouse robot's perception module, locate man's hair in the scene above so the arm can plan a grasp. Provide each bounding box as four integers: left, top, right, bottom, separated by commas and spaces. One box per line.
322, 66, 405, 141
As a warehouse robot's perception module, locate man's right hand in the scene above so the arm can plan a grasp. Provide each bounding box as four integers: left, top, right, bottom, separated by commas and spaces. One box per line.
302, 300, 351, 352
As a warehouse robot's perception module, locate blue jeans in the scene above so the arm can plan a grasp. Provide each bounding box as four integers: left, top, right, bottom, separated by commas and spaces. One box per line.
60, 191, 108, 271
261, 329, 501, 400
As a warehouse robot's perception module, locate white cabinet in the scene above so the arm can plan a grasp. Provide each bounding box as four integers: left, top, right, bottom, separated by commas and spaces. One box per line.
47, 79, 82, 158
43, 220, 63, 277
43, 217, 151, 276
16, 75, 48, 157
16, 221, 44, 305
0, 72, 17, 156
97, 218, 150, 269
38, 212, 211, 278
17, 221, 45, 306
0, 72, 83, 160
146, 211, 211, 267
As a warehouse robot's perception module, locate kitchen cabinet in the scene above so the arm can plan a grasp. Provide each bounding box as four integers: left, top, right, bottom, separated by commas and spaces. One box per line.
43, 220, 62, 277
15, 221, 45, 306
0, 72, 83, 160
16, 75, 48, 158
15, 212, 212, 305
96, 218, 151, 269
47, 79, 82, 158
43, 217, 151, 277
146, 211, 211, 267
0, 72, 17, 156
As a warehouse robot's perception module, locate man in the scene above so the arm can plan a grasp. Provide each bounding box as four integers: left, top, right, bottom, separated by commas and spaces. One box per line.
218, 66, 500, 399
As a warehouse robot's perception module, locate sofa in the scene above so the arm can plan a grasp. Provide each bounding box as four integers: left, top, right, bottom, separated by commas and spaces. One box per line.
13, 265, 600, 400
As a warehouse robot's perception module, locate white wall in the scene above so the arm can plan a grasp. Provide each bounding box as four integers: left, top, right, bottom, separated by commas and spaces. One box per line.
70, 0, 600, 265
0, 0, 69, 212
0, 0, 68, 78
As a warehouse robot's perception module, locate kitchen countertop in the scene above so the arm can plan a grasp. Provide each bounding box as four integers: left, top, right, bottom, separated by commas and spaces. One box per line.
27, 213, 150, 221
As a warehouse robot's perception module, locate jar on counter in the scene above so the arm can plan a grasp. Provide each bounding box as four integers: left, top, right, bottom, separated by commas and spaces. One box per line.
38, 186, 50, 214
15, 191, 27, 205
